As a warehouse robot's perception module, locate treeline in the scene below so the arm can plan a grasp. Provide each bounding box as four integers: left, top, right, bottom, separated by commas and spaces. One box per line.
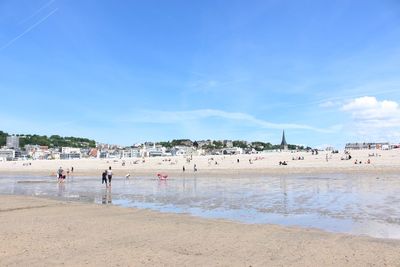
0, 131, 7, 147
157, 139, 308, 151
0, 131, 96, 148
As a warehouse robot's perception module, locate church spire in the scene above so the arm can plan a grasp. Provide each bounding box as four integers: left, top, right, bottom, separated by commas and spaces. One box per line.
281, 130, 288, 150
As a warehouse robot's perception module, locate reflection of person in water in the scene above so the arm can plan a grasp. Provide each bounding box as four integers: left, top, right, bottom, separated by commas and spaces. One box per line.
102, 188, 112, 204
58, 182, 65, 197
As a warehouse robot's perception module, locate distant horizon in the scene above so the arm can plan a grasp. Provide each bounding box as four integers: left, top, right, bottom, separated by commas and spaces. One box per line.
1, 1, 400, 148
2, 129, 398, 150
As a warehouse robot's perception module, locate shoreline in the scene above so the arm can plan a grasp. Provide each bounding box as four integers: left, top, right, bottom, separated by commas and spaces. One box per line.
1, 194, 400, 266
1, 150, 399, 178
0, 166, 399, 178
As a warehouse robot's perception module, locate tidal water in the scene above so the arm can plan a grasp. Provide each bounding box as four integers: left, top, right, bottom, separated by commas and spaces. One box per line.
1, 173, 400, 239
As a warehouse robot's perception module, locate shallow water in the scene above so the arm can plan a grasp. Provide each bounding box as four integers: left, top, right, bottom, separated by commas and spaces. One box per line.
1, 173, 400, 239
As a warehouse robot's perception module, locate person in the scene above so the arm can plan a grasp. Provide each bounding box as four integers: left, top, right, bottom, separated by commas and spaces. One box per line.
107, 166, 113, 186
71, 166, 74, 173
182, 165, 185, 172
57, 167, 63, 181
193, 164, 197, 172
102, 170, 108, 186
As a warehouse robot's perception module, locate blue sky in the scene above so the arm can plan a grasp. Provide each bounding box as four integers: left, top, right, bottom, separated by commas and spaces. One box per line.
1, 0, 400, 148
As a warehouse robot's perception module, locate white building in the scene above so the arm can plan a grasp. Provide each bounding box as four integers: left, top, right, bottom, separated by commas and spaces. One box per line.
120, 149, 140, 158
6, 136, 19, 149
222, 147, 243, 155
62, 147, 81, 154
61, 147, 82, 159
171, 146, 193, 156
345, 142, 390, 150
0, 149, 15, 161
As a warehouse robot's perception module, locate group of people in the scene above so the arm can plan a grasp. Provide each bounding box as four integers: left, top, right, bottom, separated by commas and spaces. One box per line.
57, 166, 74, 182
182, 164, 197, 172
102, 166, 113, 187
354, 159, 371, 164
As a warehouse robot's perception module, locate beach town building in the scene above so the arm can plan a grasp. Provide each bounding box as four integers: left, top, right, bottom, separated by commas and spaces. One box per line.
223, 140, 234, 148
120, 148, 140, 158
222, 147, 243, 155
281, 130, 288, 151
196, 140, 212, 148
24, 145, 51, 160
6, 135, 19, 149
0, 149, 15, 161
171, 146, 194, 156
99, 151, 108, 158
88, 148, 98, 158
345, 142, 390, 150
50, 151, 61, 160
140, 143, 174, 157
60, 147, 82, 159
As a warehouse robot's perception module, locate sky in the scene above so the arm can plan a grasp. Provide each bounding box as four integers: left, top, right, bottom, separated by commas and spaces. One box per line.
1, 0, 400, 148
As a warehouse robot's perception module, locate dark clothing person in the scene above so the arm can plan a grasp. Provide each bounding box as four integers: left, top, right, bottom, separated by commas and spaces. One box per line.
57, 167, 63, 178
102, 171, 107, 185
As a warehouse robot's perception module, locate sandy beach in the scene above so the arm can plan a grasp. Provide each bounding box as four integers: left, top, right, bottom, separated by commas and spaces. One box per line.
1, 150, 400, 266
1, 195, 400, 266
0, 149, 399, 177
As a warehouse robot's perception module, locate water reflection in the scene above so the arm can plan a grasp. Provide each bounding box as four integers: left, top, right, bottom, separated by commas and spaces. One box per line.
101, 188, 112, 204
57, 182, 65, 197
1, 173, 400, 239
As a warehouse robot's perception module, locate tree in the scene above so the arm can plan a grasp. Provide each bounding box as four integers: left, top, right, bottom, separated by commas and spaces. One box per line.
193, 141, 199, 149
213, 140, 224, 149
0, 131, 8, 146
233, 140, 248, 149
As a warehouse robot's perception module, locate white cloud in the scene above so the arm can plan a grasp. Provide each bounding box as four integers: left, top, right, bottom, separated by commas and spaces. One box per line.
319, 100, 343, 108
340, 96, 400, 141
122, 109, 337, 133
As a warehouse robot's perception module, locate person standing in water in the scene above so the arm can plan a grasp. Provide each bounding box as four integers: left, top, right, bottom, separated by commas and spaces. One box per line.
102, 170, 108, 186
57, 167, 63, 182
107, 166, 113, 186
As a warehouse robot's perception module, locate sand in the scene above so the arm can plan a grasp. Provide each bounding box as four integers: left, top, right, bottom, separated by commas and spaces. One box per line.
0, 149, 399, 177
1, 150, 400, 266
1, 195, 400, 267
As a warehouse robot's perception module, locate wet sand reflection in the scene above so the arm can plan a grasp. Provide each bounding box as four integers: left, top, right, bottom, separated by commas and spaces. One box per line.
1, 173, 400, 239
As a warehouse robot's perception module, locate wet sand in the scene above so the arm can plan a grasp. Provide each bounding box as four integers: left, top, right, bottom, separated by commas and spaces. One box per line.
2, 173, 400, 239
1, 195, 400, 267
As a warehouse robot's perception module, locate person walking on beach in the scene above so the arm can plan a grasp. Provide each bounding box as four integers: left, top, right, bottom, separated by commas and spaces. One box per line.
107, 166, 113, 186
102, 170, 108, 186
